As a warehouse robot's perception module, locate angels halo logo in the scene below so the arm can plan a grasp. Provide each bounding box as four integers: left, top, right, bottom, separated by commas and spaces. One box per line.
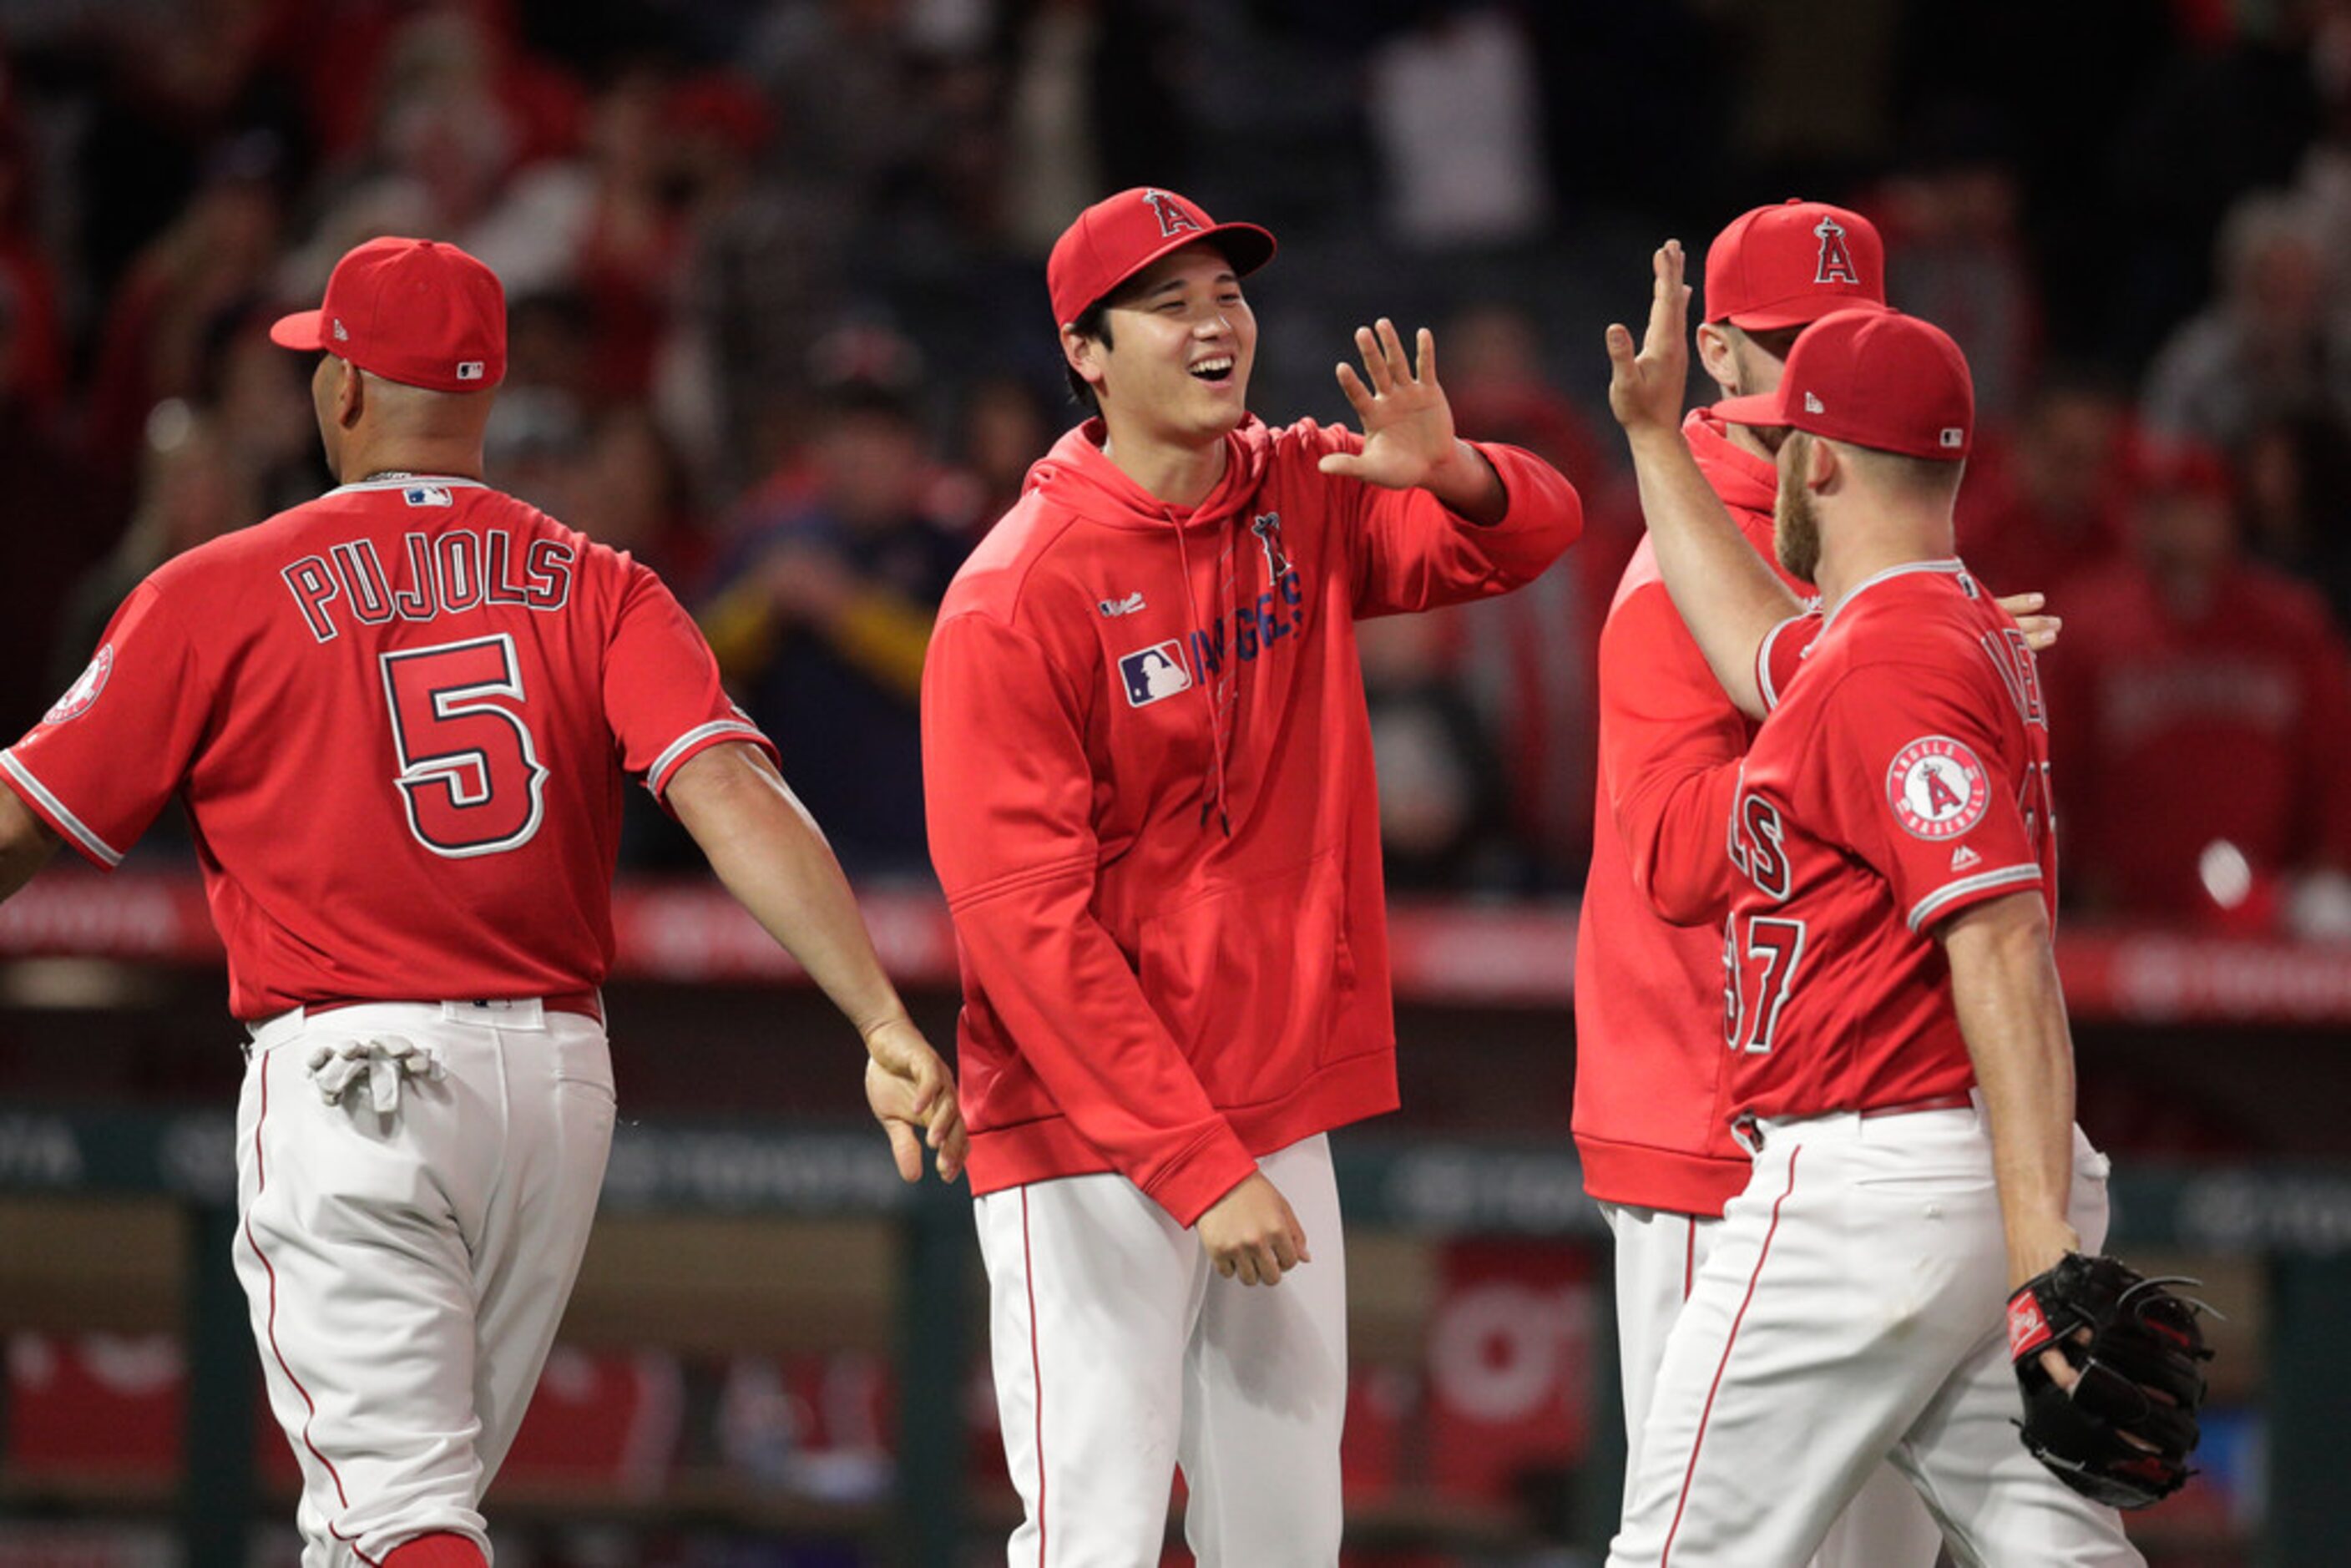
1885, 735, 1990, 841
44, 645, 114, 725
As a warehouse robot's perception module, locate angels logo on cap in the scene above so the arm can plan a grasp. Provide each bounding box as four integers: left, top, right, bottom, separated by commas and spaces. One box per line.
1887, 736, 1990, 840
1813, 216, 1862, 285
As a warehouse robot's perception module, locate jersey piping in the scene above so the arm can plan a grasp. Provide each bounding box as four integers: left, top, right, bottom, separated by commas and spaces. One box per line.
1907, 864, 2043, 931
644, 717, 771, 794
2, 750, 123, 866
1819, 559, 1968, 635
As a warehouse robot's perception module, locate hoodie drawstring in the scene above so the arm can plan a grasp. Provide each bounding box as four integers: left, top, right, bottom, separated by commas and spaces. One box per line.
1171, 516, 1234, 837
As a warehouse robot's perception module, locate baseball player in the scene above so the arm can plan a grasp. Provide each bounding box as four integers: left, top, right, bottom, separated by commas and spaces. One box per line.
1575, 199, 2045, 1567
0, 236, 965, 1567
921, 186, 1583, 1564
1599, 241, 2141, 1565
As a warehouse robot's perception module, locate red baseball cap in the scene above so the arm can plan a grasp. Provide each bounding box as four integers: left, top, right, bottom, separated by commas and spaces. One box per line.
1048, 188, 1276, 327
1711, 308, 1974, 460
1704, 199, 1885, 330
270, 236, 506, 392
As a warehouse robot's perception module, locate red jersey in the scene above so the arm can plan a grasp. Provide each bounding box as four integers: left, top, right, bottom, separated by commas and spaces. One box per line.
2044, 559, 2351, 918
923, 417, 1582, 1224
1573, 408, 1805, 1214
1725, 561, 2055, 1120
4, 475, 769, 1019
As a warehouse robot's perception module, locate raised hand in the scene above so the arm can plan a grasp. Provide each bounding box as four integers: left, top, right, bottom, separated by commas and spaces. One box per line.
1995, 591, 2063, 653
862, 1014, 968, 1182
1317, 317, 1464, 491
1606, 240, 1694, 436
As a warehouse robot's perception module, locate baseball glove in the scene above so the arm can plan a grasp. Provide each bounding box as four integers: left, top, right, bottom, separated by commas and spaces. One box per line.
2006, 1252, 2214, 1510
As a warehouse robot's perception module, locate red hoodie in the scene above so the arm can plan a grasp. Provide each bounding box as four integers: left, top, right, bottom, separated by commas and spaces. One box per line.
923, 415, 1582, 1224
1571, 407, 1813, 1215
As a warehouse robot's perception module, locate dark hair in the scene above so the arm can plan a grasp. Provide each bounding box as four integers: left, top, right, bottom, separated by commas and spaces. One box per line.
1064, 300, 1113, 417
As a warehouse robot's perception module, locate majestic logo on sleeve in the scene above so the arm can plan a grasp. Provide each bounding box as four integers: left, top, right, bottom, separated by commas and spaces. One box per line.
1813, 217, 1861, 285
1140, 188, 1202, 239
1118, 640, 1194, 706
1887, 736, 1991, 840
43, 645, 114, 724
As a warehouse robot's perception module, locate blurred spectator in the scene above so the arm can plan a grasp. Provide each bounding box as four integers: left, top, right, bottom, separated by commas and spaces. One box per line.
483, 383, 589, 519
569, 402, 713, 589
668, 79, 851, 491
2235, 407, 2351, 630
999, 0, 1109, 254
0, 271, 108, 737
51, 401, 256, 701
2140, 189, 2351, 449
199, 298, 326, 515
700, 380, 967, 879
82, 135, 288, 483
933, 372, 1055, 534
2045, 438, 2351, 935
1873, 133, 2040, 427
0, 94, 68, 424
1365, 6, 1551, 250
287, 6, 580, 295
1955, 367, 2131, 597
1359, 612, 1512, 892
461, 65, 695, 402
1426, 303, 1608, 890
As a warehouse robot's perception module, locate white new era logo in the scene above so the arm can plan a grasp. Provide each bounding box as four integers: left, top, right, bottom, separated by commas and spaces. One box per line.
331, 319, 349, 342
1803, 392, 1825, 414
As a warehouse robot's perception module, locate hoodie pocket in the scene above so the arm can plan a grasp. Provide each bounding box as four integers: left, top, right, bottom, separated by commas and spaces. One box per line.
1138, 847, 1357, 1107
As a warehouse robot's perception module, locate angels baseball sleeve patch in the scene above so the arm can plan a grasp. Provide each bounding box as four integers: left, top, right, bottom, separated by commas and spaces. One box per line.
43, 645, 114, 725
1885, 735, 1990, 841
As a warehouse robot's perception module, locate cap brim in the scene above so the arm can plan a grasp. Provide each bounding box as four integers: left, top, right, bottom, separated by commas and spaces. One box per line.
1071, 221, 1279, 324
1714, 296, 1890, 332
1711, 390, 1790, 429
268, 309, 326, 352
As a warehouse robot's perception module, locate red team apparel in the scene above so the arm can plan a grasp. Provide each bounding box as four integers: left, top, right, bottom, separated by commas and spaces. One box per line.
1574, 407, 1798, 1214
923, 414, 1582, 1224
1728, 562, 2054, 1119
5, 475, 769, 1018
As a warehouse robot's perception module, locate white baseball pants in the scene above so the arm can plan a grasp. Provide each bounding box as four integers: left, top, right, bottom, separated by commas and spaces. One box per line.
1604, 1202, 1944, 1567
1609, 1098, 2141, 1567
974, 1134, 1347, 1567
231, 999, 615, 1566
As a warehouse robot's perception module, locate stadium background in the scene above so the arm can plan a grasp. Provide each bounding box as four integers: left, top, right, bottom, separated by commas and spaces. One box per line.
1, 0, 2348, 1563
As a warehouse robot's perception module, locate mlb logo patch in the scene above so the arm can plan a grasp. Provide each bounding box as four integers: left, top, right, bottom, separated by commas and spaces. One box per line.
456, 362, 486, 382
403, 484, 454, 507
1118, 640, 1193, 707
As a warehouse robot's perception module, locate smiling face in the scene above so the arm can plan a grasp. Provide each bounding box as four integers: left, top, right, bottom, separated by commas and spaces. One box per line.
1065, 242, 1256, 454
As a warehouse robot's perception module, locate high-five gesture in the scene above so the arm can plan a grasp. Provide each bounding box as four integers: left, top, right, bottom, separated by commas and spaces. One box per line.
1319, 316, 1505, 521
863, 1014, 968, 1183
1606, 239, 1694, 437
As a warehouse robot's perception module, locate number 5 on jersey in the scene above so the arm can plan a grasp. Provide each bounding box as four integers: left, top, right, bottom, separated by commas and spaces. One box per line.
1723, 790, 1805, 1054
380, 634, 549, 857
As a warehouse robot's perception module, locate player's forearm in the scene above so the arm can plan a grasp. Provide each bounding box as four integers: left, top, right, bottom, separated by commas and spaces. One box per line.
1625, 425, 1802, 719
670, 743, 913, 1040
1418, 438, 1508, 525
1942, 892, 2079, 1287
0, 786, 60, 903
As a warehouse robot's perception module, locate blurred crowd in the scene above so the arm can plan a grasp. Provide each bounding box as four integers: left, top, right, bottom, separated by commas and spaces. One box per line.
2, 0, 2348, 939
